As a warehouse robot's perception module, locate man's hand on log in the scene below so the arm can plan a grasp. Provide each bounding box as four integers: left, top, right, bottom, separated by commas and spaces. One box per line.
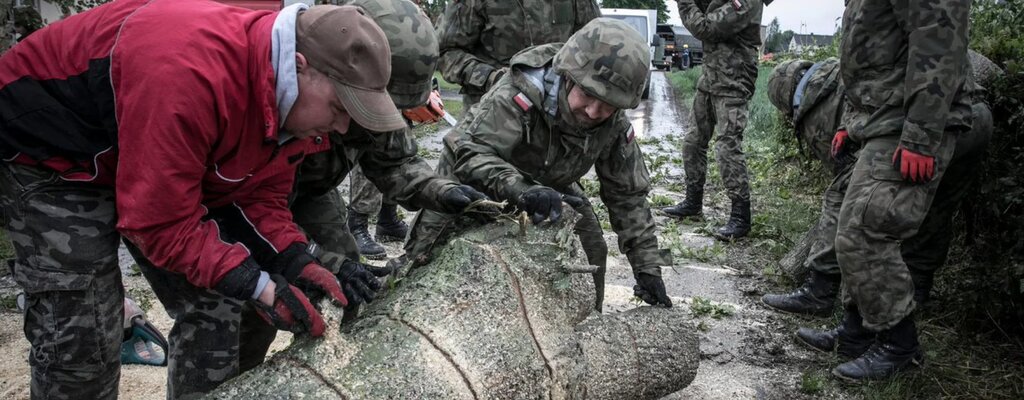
253, 274, 327, 337
633, 273, 673, 307
336, 260, 385, 305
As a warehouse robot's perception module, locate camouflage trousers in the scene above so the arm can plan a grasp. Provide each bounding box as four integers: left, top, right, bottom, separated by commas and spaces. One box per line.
130, 241, 276, 400
683, 90, 751, 202
0, 163, 123, 400
132, 188, 362, 399
809, 103, 991, 298
348, 165, 392, 217
835, 124, 987, 331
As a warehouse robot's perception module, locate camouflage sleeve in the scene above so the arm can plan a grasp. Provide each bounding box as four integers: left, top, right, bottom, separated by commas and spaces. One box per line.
677, 0, 760, 42
573, 0, 601, 31
357, 127, 459, 212
437, 0, 495, 92
595, 120, 672, 276
448, 89, 537, 203
896, 0, 970, 156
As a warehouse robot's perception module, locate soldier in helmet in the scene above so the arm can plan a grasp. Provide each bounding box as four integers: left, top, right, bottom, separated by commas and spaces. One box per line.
401, 18, 675, 311
124, 1, 490, 397
760, 57, 992, 337
662, 0, 764, 241
436, 0, 601, 109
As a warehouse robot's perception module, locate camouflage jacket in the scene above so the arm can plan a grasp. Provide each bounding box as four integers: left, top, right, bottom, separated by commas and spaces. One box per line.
793, 58, 845, 168
440, 44, 671, 275
437, 0, 600, 97
839, 0, 972, 156
677, 0, 762, 98
295, 126, 455, 212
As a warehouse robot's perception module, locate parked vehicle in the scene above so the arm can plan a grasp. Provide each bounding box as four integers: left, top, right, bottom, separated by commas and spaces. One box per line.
600, 8, 656, 99
657, 24, 704, 69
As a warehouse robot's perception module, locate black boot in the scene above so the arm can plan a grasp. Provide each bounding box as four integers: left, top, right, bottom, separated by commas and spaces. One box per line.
662, 184, 703, 218
762, 271, 840, 316
348, 209, 386, 260
832, 315, 923, 382
715, 198, 751, 240
796, 307, 875, 359
375, 203, 409, 243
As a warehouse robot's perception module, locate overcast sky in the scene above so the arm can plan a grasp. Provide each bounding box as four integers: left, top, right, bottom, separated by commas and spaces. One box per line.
664, 0, 846, 36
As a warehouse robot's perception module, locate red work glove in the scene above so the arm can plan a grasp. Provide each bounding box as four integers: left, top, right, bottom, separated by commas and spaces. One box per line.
254, 275, 327, 337
892, 146, 935, 183
285, 262, 349, 308
831, 129, 849, 159
402, 90, 445, 125
270, 243, 348, 308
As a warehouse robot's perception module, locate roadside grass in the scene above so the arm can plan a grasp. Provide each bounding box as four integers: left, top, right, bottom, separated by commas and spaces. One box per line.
433, 71, 461, 92
410, 99, 464, 140
666, 66, 702, 108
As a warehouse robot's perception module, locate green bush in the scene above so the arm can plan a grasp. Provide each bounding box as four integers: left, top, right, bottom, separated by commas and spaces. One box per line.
959, 0, 1024, 333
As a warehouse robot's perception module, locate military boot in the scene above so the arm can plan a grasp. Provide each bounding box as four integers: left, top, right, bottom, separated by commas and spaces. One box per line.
796, 307, 875, 359
375, 203, 409, 243
762, 270, 840, 316
715, 198, 751, 240
832, 315, 923, 382
662, 184, 703, 218
348, 209, 386, 260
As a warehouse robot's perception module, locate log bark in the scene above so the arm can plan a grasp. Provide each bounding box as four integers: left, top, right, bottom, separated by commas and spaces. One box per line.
207, 212, 699, 399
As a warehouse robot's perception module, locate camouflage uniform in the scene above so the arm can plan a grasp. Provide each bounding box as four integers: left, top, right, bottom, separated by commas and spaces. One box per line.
835, 0, 973, 331
1, 163, 124, 400
135, 1, 459, 397
670, 0, 762, 238
406, 20, 672, 310
763, 57, 992, 318
436, 0, 600, 108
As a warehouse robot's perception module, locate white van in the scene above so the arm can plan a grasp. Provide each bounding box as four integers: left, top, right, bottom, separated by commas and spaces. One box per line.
600, 8, 657, 99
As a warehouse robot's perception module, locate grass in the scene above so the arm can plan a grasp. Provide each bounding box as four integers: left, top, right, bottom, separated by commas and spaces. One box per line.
410, 99, 465, 140
666, 66, 702, 108
689, 296, 735, 319
433, 71, 461, 92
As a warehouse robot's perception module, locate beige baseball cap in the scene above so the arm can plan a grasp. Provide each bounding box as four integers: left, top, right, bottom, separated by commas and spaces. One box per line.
296, 5, 406, 132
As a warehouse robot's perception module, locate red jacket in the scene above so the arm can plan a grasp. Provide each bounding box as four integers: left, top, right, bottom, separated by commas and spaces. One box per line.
0, 0, 325, 289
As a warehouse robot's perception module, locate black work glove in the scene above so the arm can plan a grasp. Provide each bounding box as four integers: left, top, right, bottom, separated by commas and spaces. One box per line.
517, 186, 585, 224
252, 274, 326, 337
633, 272, 672, 307
440, 184, 491, 214
336, 260, 384, 305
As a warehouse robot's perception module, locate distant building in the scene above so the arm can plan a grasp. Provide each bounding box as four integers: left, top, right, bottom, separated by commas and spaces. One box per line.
789, 34, 834, 55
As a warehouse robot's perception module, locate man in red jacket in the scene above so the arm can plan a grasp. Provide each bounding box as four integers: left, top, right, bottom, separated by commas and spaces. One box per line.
0, 1, 400, 398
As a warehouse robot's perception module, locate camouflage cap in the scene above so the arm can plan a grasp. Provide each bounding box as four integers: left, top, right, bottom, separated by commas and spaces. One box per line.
552, 18, 652, 110
767, 59, 814, 117
341, 0, 438, 109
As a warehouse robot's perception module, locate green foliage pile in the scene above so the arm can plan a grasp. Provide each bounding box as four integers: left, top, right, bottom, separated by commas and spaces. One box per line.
957, 0, 1024, 333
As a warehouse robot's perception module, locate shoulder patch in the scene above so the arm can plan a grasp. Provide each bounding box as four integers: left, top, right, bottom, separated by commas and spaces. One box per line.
513, 93, 534, 112
625, 126, 636, 144
732, 0, 743, 10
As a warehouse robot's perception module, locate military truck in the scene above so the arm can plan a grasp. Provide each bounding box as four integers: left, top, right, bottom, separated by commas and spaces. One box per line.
657, 24, 703, 69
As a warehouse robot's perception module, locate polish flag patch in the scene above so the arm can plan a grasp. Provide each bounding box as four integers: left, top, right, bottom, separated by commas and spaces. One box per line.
513, 93, 533, 111
626, 126, 636, 143
732, 0, 742, 10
